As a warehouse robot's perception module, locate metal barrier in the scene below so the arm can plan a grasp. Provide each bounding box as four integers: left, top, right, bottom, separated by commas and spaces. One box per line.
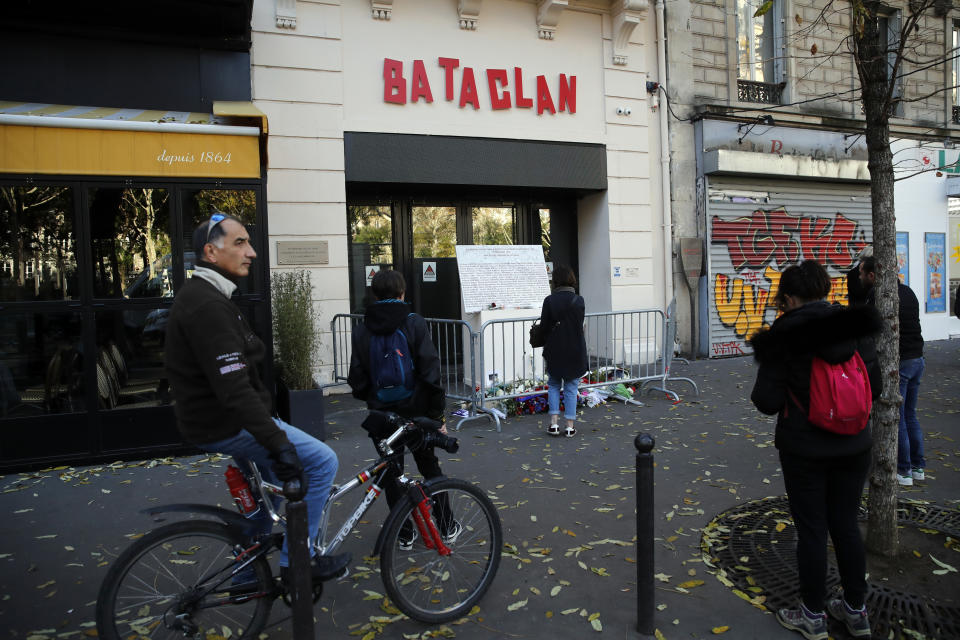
330, 308, 697, 432
328, 314, 493, 430
642, 299, 699, 402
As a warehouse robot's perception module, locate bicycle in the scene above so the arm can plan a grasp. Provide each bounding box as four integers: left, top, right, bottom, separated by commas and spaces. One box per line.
95, 411, 503, 639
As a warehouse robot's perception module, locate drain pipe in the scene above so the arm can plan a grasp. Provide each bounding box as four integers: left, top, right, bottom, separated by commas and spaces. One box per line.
655, 0, 673, 313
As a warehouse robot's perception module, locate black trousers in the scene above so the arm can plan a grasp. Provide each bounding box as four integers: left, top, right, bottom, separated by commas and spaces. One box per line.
370, 436, 449, 527
779, 448, 871, 611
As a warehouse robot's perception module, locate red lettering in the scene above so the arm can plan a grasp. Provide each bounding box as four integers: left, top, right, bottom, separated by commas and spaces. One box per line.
486, 69, 511, 110
459, 67, 480, 109
438, 57, 459, 101
410, 59, 433, 103
383, 58, 406, 104
770, 139, 783, 154
515, 67, 533, 108
558, 74, 576, 114
536, 75, 556, 115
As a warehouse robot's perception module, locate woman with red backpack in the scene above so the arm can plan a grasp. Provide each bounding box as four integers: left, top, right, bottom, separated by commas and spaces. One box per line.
749, 260, 881, 640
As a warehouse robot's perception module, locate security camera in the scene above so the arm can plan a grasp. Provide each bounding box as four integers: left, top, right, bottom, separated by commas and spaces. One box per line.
616, 107, 625, 115
624, 107, 632, 116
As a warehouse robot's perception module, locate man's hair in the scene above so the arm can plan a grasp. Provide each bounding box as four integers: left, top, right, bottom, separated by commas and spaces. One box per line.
191, 213, 243, 253
774, 259, 831, 310
861, 256, 877, 275
552, 264, 577, 288
371, 269, 405, 300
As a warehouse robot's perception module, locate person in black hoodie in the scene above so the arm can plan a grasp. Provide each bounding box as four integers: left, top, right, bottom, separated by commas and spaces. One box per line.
165, 213, 349, 584
347, 269, 458, 549
859, 256, 926, 486
750, 260, 881, 640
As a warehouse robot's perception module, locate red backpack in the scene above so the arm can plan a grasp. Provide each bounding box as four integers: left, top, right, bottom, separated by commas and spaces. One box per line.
788, 352, 872, 435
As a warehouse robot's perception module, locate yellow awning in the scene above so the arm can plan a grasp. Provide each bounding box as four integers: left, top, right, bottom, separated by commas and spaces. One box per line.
0, 103, 263, 179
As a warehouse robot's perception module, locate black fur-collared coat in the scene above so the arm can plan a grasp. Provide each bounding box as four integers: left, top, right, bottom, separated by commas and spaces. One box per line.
749, 301, 882, 459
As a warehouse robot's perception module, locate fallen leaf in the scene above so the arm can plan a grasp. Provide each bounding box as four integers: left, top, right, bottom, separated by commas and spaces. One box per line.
712, 626, 730, 634
507, 598, 528, 611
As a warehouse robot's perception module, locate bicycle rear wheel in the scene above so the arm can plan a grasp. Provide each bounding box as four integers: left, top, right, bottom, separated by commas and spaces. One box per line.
380, 478, 502, 623
96, 520, 274, 640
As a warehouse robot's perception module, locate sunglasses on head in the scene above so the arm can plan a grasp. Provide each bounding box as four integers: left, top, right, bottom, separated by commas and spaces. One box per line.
204, 213, 226, 245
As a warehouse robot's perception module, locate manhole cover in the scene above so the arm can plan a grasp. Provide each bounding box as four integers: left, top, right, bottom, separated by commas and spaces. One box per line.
701, 496, 960, 639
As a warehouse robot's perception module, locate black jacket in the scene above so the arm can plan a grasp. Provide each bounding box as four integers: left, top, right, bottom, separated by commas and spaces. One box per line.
749, 301, 881, 458
165, 277, 289, 454
347, 300, 445, 420
540, 287, 588, 380
864, 282, 923, 360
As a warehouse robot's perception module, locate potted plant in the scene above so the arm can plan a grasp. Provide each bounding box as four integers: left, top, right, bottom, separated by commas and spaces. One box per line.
272, 269, 326, 440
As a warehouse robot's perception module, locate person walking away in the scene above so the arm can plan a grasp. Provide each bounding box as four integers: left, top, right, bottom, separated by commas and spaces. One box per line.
538, 264, 587, 437
165, 213, 349, 585
750, 260, 881, 640
859, 256, 926, 485
347, 269, 460, 549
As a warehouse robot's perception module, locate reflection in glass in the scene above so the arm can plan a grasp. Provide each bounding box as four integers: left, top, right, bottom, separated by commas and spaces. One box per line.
539, 208, 552, 262
0, 186, 78, 301
0, 312, 84, 417
736, 0, 775, 82
96, 310, 170, 410
90, 188, 171, 298
183, 189, 258, 294
472, 207, 515, 246
348, 205, 393, 313
413, 207, 457, 258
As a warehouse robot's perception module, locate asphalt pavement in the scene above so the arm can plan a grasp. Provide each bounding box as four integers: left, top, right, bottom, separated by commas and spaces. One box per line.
1, 339, 958, 640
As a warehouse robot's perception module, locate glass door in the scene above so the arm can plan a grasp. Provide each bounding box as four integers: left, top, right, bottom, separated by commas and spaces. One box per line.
411, 206, 458, 320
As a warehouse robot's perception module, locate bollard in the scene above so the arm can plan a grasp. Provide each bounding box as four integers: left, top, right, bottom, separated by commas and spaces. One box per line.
284, 479, 314, 640
635, 433, 655, 635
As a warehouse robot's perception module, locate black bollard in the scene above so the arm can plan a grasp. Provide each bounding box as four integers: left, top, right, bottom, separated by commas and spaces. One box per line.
284, 479, 314, 640
635, 433, 655, 635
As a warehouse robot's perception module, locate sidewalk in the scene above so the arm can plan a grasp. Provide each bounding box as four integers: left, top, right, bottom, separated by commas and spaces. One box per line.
1, 340, 958, 639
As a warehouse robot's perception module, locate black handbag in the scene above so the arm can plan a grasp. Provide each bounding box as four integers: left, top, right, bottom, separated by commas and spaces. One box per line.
529, 320, 548, 348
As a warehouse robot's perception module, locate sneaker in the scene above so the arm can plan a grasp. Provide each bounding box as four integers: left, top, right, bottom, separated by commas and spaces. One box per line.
280, 552, 351, 585
896, 473, 914, 486
776, 603, 827, 640
398, 527, 419, 551
442, 520, 463, 544
911, 468, 925, 481
827, 598, 871, 638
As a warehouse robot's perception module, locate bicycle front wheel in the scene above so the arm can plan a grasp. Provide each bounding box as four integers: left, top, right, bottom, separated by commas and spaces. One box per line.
96, 520, 274, 640
381, 478, 502, 623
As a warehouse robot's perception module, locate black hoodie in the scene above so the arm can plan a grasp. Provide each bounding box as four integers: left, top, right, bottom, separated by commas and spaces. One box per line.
749, 301, 882, 458
347, 300, 445, 419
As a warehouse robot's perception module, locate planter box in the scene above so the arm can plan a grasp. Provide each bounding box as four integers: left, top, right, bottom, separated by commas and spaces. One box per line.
277, 382, 326, 442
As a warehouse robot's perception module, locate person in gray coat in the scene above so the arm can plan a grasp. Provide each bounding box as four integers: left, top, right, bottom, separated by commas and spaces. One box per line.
538, 264, 587, 437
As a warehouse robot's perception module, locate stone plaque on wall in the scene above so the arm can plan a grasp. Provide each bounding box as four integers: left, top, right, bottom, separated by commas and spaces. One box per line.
276, 241, 329, 265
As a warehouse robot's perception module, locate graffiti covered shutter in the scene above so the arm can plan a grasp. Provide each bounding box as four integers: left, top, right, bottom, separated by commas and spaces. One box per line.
706, 177, 873, 358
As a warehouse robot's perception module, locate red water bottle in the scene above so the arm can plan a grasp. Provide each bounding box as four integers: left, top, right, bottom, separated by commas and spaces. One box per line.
225, 465, 258, 514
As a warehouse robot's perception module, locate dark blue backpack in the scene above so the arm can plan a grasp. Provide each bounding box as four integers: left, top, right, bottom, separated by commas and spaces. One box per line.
369, 319, 415, 404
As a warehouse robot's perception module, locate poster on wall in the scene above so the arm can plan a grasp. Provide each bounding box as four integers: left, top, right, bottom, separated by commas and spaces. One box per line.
896, 232, 909, 285
925, 232, 946, 313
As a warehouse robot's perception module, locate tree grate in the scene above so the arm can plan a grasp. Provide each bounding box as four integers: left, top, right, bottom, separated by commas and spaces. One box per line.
701, 496, 960, 639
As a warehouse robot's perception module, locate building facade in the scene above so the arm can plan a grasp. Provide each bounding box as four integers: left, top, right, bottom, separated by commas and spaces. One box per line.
665, 0, 960, 356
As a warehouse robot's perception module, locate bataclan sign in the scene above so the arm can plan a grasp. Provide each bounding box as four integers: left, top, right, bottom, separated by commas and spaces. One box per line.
383, 57, 576, 115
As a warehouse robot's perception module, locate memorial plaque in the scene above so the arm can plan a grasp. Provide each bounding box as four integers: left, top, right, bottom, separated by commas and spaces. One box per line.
277, 241, 329, 265
456, 245, 551, 313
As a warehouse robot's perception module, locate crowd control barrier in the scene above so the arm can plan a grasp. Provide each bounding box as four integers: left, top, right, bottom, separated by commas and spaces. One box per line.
330, 308, 698, 432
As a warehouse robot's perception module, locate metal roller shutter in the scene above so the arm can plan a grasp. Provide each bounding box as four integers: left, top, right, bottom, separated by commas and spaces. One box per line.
706, 177, 872, 358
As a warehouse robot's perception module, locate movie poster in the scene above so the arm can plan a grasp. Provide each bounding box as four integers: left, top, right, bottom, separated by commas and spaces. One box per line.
896, 232, 909, 285
925, 232, 946, 313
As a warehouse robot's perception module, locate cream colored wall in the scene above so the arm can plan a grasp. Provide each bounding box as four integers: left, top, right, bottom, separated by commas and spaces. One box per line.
252, 0, 663, 385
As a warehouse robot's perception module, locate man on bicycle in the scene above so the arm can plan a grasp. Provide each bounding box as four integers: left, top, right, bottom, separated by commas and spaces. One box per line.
347, 269, 461, 549
165, 212, 350, 583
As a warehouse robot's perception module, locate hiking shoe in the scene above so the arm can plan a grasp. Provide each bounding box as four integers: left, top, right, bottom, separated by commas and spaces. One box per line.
398, 527, 418, 551
827, 598, 871, 638
896, 473, 914, 486
442, 520, 463, 544
911, 468, 925, 481
280, 552, 351, 585
776, 603, 827, 640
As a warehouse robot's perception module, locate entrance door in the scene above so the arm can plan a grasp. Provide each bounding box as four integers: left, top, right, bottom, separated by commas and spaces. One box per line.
410, 205, 458, 320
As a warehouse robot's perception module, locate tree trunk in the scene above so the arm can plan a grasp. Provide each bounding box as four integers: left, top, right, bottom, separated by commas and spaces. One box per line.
855, 6, 900, 558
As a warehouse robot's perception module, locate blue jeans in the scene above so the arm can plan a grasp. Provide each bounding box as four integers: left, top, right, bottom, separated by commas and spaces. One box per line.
547, 374, 579, 420
200, 418, 338, 567
898, 357, 925, 475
